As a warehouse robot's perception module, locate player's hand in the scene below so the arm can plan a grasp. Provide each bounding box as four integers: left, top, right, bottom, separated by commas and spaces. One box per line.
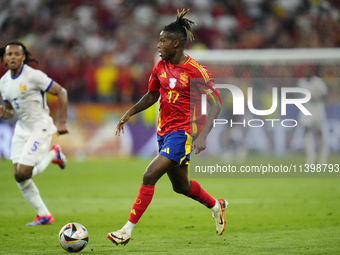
115, 113, 131, 136
191, 135, 206, 154
56, 123, 69, 136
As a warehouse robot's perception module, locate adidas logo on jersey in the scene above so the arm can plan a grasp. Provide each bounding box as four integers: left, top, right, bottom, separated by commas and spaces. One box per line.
161, 147, 169, 154
160, 72, 167, 78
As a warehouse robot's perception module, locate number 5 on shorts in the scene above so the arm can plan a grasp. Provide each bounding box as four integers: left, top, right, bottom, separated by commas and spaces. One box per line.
31, 141, 40, 152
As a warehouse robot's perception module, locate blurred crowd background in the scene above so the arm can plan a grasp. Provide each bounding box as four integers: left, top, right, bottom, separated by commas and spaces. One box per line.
0, 0, 339, 104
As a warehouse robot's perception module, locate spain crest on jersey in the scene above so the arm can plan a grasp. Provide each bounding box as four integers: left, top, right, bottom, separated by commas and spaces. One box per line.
169, 78, 176, 89
180, 72, 189, 87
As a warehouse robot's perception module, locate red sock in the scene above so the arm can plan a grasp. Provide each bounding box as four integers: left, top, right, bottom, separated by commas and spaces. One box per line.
128, 184, 155, 224
185, 180, 216, 208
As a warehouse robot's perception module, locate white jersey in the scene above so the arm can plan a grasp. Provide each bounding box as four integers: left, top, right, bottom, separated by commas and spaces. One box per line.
297, 76, 328, 104
297, 76, 328, 128
0, 64, 57, 136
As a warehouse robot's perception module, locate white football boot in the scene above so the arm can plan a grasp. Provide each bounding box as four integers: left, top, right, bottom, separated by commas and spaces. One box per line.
107, 229, 131, 245
213, 199, 228, 235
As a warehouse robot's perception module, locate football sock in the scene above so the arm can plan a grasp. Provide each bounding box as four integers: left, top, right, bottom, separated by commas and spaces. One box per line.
32, 150, 56, 177
128, 184, 155, 224
185, 180, 216, 209
210, 200, 220, 214
123, 221, 136, 236
17, 179, 50, 216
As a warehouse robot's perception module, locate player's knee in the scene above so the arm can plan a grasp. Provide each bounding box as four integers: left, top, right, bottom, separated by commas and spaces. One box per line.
172, 184, 190, 195
142, 171, 157, 186
172, 186, 185, 194
14, 169, 31, 182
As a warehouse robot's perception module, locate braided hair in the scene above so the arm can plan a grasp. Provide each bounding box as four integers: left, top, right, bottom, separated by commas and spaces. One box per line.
163, 9, 197, 44
0, 41, 38, 65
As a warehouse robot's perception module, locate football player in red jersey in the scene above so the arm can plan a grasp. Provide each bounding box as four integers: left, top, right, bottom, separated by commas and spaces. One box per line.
108, 9, 227, 245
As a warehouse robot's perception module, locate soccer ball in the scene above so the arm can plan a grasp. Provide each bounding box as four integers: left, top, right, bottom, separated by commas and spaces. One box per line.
58, 222, 89, 253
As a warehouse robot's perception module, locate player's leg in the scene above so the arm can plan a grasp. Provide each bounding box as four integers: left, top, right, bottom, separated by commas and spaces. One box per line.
299, 112, 316, 164
12, 134, 54, 226
32, 143, 67, 177
128, 155, 177, 225
25, 133, 66, 177
315, 109, 329, 164
167, 165, 215, 206
167, 165, 228, 235
15, 163, 53, 225
167, 164, 190, 194
303, 126, 316, 164
108, 155, 177, 245
315, 127, 329, 164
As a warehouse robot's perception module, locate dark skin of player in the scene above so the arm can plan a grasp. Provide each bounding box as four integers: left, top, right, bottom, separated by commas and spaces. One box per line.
0, 45, 69, 182
116, 31, 221, 194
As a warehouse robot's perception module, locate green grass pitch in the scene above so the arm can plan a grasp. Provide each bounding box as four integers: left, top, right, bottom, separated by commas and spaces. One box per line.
0, 156, 339, 254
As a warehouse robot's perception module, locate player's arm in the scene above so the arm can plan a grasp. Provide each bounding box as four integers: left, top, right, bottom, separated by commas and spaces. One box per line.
192, 97, 221, 154
0, 101, 15, 119
47, 81, 69, 136
116, 90, 160, 136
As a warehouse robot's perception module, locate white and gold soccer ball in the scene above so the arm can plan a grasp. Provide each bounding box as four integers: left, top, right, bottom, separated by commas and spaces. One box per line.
58, 222, 89, 253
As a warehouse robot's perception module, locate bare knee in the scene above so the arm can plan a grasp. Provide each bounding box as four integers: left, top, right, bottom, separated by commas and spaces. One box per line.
172, 182, 190, 195
142, 155, 177, 185
168, 165, 191, 194
14, 171, 31, 182
142, 169, 159, 186
14, 165, 33, 182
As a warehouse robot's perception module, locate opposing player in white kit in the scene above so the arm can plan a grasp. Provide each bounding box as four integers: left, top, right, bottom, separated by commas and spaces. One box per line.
297, 67, 329, 164
0, 41, 69, 226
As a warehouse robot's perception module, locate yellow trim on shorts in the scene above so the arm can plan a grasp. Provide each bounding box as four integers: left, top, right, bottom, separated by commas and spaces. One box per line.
157, 109, 162, 132
179, 131, 192, 165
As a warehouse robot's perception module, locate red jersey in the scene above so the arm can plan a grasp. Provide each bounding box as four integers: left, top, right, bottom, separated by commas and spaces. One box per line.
148, 56, 218, 137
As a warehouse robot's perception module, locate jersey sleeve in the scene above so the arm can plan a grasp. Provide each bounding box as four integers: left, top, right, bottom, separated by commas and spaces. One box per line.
0, 78, 7, 102
148, 62, 161, 92
194, 66, 220, 101
30, 69, 53, 92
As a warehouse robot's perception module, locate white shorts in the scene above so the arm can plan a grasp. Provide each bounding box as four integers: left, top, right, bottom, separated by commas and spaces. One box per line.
10, 132, 52, 166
